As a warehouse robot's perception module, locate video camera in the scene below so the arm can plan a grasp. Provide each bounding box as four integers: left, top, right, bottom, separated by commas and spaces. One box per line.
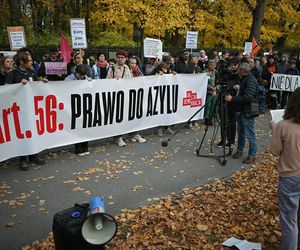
216, 60, 239, 89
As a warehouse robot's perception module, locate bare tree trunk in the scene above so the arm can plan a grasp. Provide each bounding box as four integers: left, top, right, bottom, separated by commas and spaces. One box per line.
7, 0, 21, 25
244, 0, 267, 41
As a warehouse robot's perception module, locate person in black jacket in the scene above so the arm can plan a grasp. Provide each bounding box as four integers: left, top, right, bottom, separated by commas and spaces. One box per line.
225, 62, 258, 164
175, 49, 193, 73
38, 47, 66, 81
5, 52, 47, 170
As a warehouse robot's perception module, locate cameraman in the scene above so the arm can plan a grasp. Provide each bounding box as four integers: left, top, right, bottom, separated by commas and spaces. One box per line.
225, 62, 257, 164
217, 57, 240, 148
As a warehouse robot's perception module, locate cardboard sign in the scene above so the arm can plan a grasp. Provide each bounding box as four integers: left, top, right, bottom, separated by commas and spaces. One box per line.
144, 38, 163, 59
270, 74, 300, 92
186, 32, 198, 49
45, 62, 67, 75
70, 18, 87, 49
7, 26, 27, 50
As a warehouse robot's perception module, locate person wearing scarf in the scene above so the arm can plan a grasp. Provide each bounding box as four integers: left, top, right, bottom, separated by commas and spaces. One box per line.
92, 52, 109, 79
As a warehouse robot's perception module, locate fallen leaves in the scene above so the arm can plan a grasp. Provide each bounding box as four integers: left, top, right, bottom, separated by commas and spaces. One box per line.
23, 153, 280, 249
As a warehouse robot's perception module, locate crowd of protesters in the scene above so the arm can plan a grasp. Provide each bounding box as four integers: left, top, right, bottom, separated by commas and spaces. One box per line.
0, 47, 299, 170
1, 46, 300, 250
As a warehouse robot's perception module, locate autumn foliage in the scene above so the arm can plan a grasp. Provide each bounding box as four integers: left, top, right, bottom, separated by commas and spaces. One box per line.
0, 0, 299, 49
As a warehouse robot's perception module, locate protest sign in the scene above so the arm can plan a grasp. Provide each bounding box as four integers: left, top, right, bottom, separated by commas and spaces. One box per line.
144, 38, 163, 59
7, 26, 27, 50
70, 18, 87, 49
0, 74, 208, 161
186, 32, 198, 49
244, 42, 252, 54
45, 62, 67, 75
270, 74, 300, 92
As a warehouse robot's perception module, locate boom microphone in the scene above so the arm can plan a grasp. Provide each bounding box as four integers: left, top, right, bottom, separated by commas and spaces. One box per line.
161, 141, 169, 147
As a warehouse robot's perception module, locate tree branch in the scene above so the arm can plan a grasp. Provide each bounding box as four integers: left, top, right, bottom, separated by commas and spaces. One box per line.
242, 0, 254, 12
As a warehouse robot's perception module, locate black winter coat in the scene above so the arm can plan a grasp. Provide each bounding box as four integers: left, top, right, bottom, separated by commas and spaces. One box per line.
232, 74, 257, 113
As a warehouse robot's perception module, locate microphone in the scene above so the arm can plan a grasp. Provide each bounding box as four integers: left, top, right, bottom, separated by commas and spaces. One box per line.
161, 141, 169, 147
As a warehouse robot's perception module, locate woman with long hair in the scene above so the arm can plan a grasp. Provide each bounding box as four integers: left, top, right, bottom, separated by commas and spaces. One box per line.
270, 87, 300, 250
0, 56, 14, 85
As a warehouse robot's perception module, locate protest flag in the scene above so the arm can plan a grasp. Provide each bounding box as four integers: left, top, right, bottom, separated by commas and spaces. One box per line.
60, 33, 72, 63
251, 37, 261, 56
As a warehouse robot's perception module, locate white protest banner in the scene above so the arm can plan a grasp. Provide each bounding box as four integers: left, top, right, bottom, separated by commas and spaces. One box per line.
45, 62, 67, 75
144, 38, 163, 59
244, 42, 252, 54
270, 73, 300, 92
186, 31, 198, 49
7, 26, 27, 50
0, 74, 208, 161
70, 18, 87, 49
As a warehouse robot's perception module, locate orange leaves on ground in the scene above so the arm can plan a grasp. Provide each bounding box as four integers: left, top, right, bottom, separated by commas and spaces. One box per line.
23, 153, 280, 249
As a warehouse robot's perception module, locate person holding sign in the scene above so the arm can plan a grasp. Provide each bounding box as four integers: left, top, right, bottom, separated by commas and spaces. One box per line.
269, 87, 300, 250
38, 47, 66, 81
5, 52, 46, 170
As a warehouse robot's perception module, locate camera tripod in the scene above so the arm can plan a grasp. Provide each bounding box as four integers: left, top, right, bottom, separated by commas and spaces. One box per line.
195, 85, 233, 166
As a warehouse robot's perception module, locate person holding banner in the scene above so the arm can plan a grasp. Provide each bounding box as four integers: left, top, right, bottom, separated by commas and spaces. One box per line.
269, 87, 300, 250
65, 64, 92, 155
156, 55, 176, 136
91, 52, 109, 79
68, 51, 93, 78
5, 52, 46, 170
106, 49, 146, 147
0, 56, 14, 85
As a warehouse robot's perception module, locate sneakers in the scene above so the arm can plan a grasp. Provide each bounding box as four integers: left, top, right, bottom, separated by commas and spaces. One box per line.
116, 137, 126, 147
216, 141, 225, 148
243, 156, 256, 164
131, 134, 146, 143
158, 128, 163, 137
232, 151, 243, 159
77, 151, 90, 156
188, 123, 194, 129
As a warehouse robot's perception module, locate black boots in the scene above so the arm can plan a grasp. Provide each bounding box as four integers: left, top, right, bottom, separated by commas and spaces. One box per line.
19, 155, 45, 171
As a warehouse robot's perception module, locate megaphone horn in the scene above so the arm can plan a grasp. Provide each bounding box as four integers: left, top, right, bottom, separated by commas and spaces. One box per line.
82, 196, 117, 245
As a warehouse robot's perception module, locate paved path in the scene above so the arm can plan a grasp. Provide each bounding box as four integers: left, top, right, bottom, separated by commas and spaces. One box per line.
0, 114, 271, 249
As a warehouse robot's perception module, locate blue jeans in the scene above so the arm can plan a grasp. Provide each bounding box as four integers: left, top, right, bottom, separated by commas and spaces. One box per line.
236, 112, 257, 157
279, 176, 300, 250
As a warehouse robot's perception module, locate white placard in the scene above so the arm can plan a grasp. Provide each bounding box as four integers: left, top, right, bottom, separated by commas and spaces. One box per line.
0, 51, 17, 57
186, 31, 198, 49
144, 38, 163, 59
7, 26, 27, 50
244, 42, 252, 54
70, 18, 87, 49
270, 74, 300, 92
270, 109, 284, 123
